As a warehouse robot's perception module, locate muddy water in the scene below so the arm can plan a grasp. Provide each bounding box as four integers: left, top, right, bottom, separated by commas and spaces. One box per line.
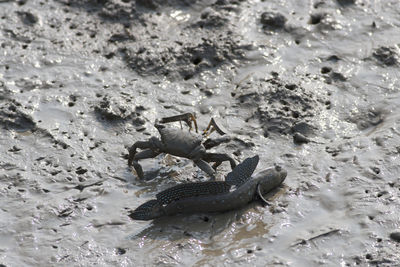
1, 0, 400, 266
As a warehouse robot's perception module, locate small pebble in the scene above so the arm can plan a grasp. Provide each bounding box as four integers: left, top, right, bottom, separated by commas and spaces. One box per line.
293, 132, 310, 144
17, 11, 38, 25
116, 247, 126, 255
390, 232, 400, 242
260, 12, 287, 30
321, 66, 332, 74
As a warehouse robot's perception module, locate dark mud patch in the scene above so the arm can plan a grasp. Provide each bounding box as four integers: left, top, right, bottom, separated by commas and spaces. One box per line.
390, 232, 400, 242
347, 106, 386, 131
119, 37, 251, 80
14, 76, 58, 92
93, 94, 146, 127
372, 46, 400, 67
323, 71, 347, 84
260, 11, 287, 32
135, 0, 198, 10
58, 0, 134, 23
0, 81, 11, 100
16, 11, 39, 26
0, 100, 36, 132
61, 0, 202, 21
0, 100, 69, 149
2, 28, 33, 44
59, 0, 251, 80
235, 76, 326, 137
192, 8, 229, 28
308, 12, 341, 32
336, 0, 356, 6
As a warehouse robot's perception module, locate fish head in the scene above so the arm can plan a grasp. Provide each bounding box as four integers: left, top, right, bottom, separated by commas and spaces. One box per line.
255, 165, 287, 193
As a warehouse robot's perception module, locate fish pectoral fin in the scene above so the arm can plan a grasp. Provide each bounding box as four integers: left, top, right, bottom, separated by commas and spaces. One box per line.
226, 155, 259, 187
257, 184, 271, 206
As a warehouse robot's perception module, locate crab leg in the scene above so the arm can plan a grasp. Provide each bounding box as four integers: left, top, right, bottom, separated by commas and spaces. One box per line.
159, 113, 198, 133
128, 141, 153, 166
203, 118, 226, 137
131, 149, 160, 179
204, 152, 236, 170
193, 159, 216, 179
203, 135, 231, 149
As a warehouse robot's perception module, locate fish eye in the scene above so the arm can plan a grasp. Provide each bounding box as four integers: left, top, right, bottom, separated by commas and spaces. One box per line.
275, 165, 282, 172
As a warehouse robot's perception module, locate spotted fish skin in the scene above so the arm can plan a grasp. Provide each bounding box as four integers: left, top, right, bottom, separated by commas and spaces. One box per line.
129, 156, 287, 221
129, 182, 231, 221
156, 181, 231, 205
163, 166, 286, 216
128, 200, 164, 221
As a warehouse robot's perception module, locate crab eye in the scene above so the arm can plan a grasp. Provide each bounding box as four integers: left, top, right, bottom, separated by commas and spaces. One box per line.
275, 165, 282, 172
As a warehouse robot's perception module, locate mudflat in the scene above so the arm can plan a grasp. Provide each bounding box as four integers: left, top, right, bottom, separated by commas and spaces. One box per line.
1, 1, 399, 266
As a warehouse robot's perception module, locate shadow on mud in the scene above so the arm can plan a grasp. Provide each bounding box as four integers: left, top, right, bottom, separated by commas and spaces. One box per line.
129, 212, 237, 241
127, 209, 249, 242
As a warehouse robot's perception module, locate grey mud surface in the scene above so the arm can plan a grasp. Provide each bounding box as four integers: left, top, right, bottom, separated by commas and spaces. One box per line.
1, 0, 400, 266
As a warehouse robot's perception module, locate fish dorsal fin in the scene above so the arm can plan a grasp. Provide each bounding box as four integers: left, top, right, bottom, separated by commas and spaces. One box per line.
156, 181, 231, 205
225, 155, 259, 187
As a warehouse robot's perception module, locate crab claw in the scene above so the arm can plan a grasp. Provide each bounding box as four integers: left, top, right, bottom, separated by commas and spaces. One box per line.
203, 118, 226, 137
159, 113, 198, 133
257, 184, 271, 206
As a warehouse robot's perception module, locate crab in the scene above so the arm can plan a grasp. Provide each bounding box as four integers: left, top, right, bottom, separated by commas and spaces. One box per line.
128, 113, 237, 179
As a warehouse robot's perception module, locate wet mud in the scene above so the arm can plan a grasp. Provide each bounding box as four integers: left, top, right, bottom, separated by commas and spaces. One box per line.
1, 0, 400, 266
